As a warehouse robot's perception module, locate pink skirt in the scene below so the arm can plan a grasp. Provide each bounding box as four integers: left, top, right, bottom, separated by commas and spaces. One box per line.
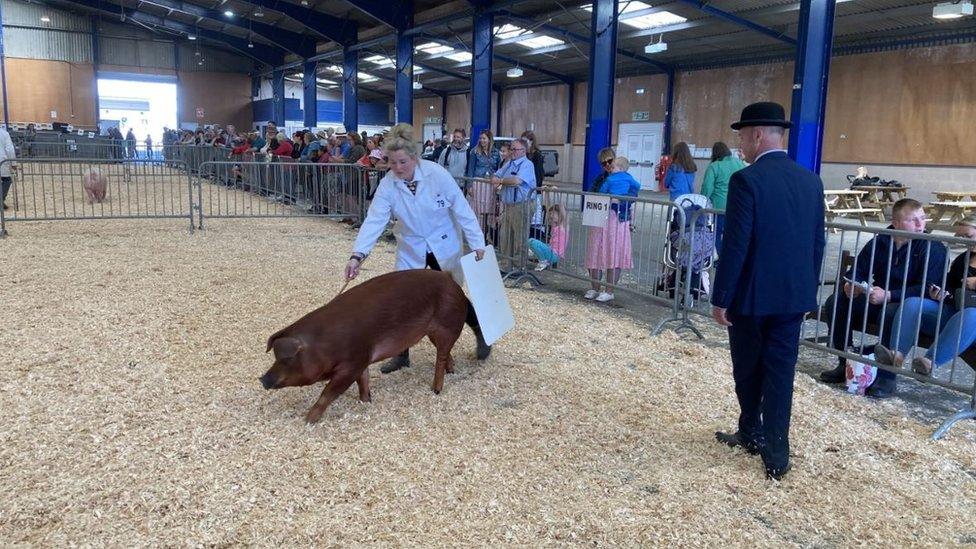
585, 216, 633, 270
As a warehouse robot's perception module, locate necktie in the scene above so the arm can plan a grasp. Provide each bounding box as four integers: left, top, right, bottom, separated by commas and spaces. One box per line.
405, 180, 418, 195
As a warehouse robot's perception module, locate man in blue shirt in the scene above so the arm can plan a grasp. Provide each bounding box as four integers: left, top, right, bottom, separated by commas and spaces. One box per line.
819, 198, 947, 398
491, 137, 535, 268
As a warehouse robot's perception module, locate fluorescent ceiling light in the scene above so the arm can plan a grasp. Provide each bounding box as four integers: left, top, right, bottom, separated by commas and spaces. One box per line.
326, 64, 343, 74
581, 2, 687, 30
358, 72, 378, 82
644, 41, 667, 54
445, 51, 472, 63
933, 1, 973, 19
413, 81, 423, 90
506, 66, 523, 78
40, 15, 51, 22
365, 54, 393, 66
316, 78, 336, 84
223, 10, 233, 17
188, 34, 197, 40
416, 42, 453, 55
494, 23, 564, 49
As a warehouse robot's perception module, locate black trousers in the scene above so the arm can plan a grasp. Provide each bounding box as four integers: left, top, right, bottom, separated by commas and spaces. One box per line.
728, 312, 804, 470
396, 252, 480, 359
824, 293, 898, 381
1, 176, 11, 204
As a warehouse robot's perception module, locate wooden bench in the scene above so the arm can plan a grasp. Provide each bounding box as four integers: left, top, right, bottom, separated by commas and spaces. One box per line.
824, 190, 883, 229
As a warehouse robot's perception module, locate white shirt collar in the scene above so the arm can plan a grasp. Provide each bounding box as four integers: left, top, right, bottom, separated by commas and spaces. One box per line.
754, 149, 788, 162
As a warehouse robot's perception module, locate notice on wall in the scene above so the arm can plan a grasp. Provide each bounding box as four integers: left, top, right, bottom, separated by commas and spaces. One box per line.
582, 194, 612, 227
632, 111, 650, 121
50, 110, 58, 119
195, 107, 205, 119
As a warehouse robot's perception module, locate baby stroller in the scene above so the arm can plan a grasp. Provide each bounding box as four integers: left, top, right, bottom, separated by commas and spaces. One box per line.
657, 193, 716, 307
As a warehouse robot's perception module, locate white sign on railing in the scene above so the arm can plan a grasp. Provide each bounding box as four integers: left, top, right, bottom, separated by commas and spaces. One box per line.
582, 194, 611, 227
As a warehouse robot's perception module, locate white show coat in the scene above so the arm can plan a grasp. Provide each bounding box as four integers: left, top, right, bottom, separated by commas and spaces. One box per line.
0, 128, 16, 178
353, 159, 486, 280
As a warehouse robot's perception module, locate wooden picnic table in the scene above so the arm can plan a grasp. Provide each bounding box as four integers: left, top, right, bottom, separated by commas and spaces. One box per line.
824, 190, 883, 228
853, 185, 911, 213
928, 201, 976, 226
933, 191, 976, 202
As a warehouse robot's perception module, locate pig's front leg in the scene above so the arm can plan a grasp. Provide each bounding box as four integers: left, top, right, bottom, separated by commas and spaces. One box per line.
305, 367, 358, 424
356, 368, 371, 403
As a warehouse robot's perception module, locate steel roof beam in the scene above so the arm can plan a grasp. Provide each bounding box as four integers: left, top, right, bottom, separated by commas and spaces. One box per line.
138, 0, 317, 57
674, 0, 796, 46
61, 0, 283, 65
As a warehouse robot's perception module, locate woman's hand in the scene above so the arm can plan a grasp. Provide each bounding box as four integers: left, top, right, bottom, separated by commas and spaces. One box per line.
474, 249, 485, 261
929, 284, 947, 301
345, 258, 361, 280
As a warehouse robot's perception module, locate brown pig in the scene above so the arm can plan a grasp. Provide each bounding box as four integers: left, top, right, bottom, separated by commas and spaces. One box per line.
83, 167, 108, 203
260, 269, 471, 423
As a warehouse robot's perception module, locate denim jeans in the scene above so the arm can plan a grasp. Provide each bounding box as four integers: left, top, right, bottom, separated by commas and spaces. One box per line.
527, 238, 560, 264
890, 297, 976, 367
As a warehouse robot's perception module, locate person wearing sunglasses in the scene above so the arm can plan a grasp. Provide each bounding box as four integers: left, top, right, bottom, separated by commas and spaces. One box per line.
583, 148, 617, 297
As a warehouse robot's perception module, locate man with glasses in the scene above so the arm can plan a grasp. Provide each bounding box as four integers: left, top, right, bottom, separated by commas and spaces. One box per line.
491, 138, 536, 268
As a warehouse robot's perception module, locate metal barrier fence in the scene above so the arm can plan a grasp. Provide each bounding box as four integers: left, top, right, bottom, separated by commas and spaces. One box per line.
678, 207, 976, 439
194, 160, 379, 227
457, 176, 688, 333
0, 159, 194, 234
16, 136, 167, 161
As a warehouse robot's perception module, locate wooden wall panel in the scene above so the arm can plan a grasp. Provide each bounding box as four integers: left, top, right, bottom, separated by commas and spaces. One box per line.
611, 74, 669, 143
822, 44, 976, 166
99, 65, 176, 76
572, 82, 587, 145
445, 93, 470, 137
412, 97, 443, 130
178, 71, 252, 130
6, 58, 96, 126
672, 62, 794, 151
499, 84, 569, 144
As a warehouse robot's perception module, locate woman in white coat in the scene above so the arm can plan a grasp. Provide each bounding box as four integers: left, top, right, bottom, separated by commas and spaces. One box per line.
345, 123, 490, 373
0, 126, 16, 210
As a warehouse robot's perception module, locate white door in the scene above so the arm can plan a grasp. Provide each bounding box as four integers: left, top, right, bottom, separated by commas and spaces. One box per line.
422, 123, 441, 143
618, 122, 664, 190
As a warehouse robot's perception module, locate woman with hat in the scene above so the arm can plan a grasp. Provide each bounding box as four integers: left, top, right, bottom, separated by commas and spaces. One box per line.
345, 123, 491, 374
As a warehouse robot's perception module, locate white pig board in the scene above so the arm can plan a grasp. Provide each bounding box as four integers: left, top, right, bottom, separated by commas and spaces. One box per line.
460, 245, 514, 346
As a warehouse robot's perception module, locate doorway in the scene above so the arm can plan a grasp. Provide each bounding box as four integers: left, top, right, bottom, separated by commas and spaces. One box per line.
97, 74, 178, 151
617, 122, 664, 191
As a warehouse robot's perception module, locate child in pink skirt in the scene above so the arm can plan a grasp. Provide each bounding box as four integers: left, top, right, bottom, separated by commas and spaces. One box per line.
584, 157, 640, 302
528, 204, 568, 271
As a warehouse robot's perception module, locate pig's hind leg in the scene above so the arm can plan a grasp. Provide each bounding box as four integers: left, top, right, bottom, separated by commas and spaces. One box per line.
356, 369, 372, 403
428, 326, 462, 395
305, 366, 360, 424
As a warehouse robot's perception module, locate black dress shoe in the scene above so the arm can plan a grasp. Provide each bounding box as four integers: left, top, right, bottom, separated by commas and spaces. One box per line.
819, 363, 846, 384
475, 334, 491, 360
765, 462, 792, 481
380, 354, 410, 374
715, 431, 761, 455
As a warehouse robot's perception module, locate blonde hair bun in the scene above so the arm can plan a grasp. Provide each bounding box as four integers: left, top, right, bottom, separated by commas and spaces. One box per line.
388, 123, 414, 142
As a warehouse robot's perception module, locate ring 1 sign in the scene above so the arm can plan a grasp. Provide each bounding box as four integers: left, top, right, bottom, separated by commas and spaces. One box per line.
582, 194, 611, 227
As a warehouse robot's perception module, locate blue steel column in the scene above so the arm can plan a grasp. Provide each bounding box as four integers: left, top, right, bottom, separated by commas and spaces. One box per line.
0, 0, 10, 127
92, 16, 102, 128
342, 48, 358, 132
395, 31, 413, 124
469, 10, 493, 148
662, 69, 674, 154
272, 69, 286, 126
582, 0, 618, 189
440, 93, 447, 135
788, 0, 836, 173
303, 60, 318, 128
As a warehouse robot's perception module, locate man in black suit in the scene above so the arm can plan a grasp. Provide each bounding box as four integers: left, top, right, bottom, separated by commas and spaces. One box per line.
711, 102, 826, 480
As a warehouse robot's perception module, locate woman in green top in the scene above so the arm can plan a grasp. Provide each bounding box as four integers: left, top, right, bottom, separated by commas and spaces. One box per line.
700, 141, 746, 256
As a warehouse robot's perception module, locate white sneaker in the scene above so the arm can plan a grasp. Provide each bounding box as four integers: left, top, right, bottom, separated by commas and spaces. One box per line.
535, 260, 550, 271
584, 289, 598, 300
527, 249, 536, 258
595, 292, 614, 302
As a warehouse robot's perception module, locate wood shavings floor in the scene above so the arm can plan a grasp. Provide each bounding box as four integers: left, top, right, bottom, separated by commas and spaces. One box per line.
1, 217, 974, 547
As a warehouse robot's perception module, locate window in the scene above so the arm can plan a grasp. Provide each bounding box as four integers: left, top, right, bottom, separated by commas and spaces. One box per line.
494, 23, 565, 49
580, 1, 688, 30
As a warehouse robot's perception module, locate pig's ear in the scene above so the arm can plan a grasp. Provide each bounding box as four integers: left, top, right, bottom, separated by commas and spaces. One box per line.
272, 336, 305, 360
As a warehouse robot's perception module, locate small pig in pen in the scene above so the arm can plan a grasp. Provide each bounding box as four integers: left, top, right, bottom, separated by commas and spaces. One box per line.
260, 269, 481, 423
82, 167, 108, 204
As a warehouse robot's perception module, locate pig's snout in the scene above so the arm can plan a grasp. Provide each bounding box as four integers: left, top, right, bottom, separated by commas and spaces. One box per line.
259, 372, 278, 390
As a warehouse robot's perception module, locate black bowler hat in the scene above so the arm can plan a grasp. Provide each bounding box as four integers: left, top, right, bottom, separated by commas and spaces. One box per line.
730, 101, 792, 130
